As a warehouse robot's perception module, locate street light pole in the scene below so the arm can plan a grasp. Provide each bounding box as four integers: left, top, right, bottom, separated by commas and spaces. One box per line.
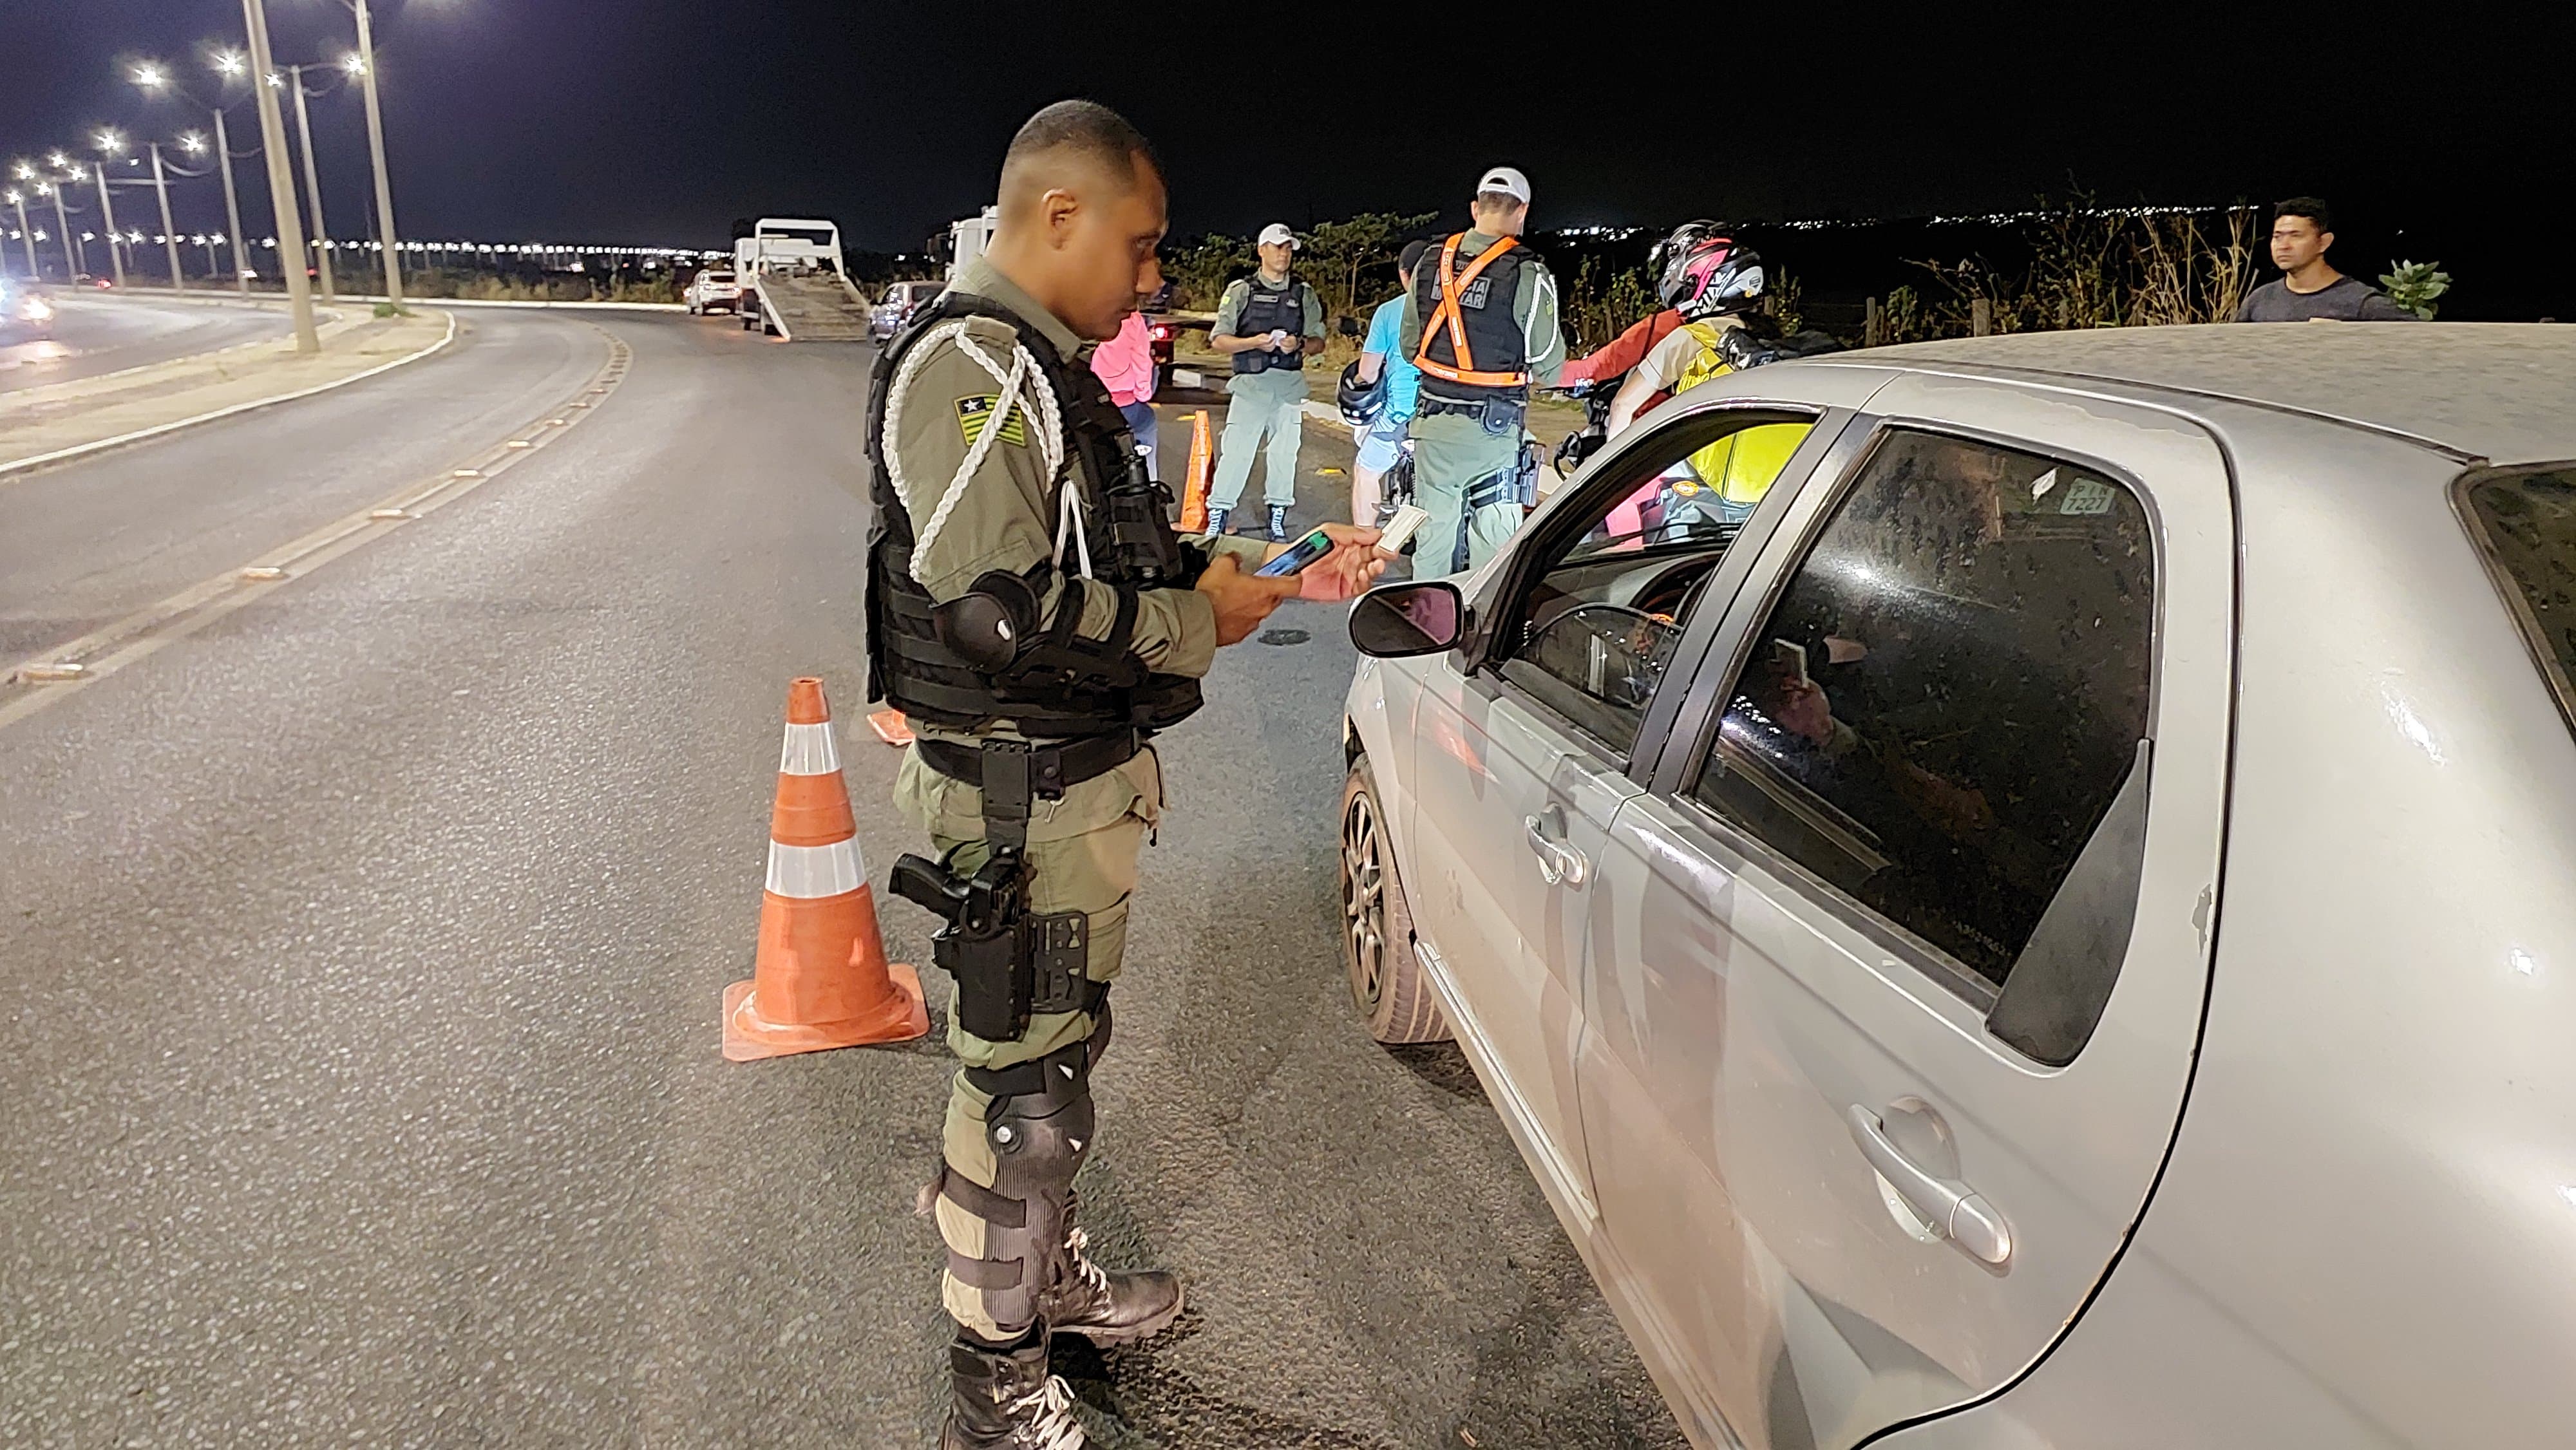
91, 162, 125, 288
285, 64, 334, 301
47, 179, 80, 278
242, 0, 318, 352
350, 0, 404, 306
8, 193, 35, 280
148, 143, 185, 290
213, 109, 249, 295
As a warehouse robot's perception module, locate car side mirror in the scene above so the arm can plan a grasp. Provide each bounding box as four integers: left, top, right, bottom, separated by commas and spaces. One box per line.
1349, 581, 1464, 657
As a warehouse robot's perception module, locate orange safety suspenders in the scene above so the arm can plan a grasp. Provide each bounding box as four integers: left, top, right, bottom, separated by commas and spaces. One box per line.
1412, 232, 1530, 388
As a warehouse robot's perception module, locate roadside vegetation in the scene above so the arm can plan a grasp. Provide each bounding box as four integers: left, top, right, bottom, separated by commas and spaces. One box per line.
395, 268, 685, 304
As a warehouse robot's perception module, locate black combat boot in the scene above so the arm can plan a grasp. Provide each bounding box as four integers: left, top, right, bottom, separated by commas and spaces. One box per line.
1267, 504, 1291, 541
940, 1330, 1086, 1450
1041, 1225, 1186, 1344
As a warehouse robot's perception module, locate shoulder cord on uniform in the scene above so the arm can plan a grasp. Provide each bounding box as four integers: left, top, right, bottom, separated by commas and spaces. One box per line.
882, 319, 1075, 585
1525, 265, 1560, 361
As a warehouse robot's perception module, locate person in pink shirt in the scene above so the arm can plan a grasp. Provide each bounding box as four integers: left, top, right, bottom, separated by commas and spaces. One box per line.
1090, 308, 1161, 474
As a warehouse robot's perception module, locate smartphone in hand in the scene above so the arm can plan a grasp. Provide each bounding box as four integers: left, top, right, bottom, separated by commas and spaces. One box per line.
1254, 528, 1337, 578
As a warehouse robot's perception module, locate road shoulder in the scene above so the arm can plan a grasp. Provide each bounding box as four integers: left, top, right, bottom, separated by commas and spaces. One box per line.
0, 306, 457, 479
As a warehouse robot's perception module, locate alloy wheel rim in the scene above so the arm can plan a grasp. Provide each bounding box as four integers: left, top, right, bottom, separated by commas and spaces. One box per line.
1342, 790, 1386, 1011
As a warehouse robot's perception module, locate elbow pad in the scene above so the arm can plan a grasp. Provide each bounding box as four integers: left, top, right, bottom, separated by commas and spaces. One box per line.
931, 569, 1046, 673
934, 567, 1148, 693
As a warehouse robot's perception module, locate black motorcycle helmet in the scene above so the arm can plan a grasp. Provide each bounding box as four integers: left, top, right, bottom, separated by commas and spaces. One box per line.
1337, 359, 1382, 427
1651, 220, 1764, 317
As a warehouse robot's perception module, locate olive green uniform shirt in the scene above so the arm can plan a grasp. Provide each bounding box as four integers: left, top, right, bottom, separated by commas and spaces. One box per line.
878, 257, 1264, 950
1211, 273, 1328, 402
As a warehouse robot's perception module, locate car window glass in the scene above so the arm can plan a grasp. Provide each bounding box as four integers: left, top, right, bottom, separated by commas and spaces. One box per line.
1692, 429, 2154, 995
2459, 466, 2576, 743
1497, 411, 1815, 758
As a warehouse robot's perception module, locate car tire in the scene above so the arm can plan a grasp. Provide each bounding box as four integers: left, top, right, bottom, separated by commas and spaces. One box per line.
1340, 754, 1449, 1044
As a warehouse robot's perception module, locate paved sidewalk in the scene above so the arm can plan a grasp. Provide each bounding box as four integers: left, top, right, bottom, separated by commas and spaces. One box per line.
0, 305, 455, 476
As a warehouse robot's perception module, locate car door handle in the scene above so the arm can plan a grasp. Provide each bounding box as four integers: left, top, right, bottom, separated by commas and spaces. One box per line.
1522, 814, 1589, 887
1846, 1105, 2012, 1267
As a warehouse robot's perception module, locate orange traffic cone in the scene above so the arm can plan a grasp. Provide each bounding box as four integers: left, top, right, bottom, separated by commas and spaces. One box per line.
865, 708, 914, 748
1177, 410, 1212, 533
724, 677, 931, 1061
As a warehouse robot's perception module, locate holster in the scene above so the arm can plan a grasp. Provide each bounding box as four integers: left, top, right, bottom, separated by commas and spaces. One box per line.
889, 740, 1101, 1043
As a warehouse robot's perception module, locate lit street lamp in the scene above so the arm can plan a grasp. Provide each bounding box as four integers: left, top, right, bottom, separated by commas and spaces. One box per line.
41, 174, 80, 278
195, 52, 255, 294
90, 133, 126, 288
341, 0, 404, 305
5, 189, 33, 281
147, 141, 185, 290
283, 64, 333, 301
240, 0, 318, 351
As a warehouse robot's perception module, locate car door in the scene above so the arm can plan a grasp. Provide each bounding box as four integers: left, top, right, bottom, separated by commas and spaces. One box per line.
1575, 381, 2235, 1450
1403, 403, 1842, 1230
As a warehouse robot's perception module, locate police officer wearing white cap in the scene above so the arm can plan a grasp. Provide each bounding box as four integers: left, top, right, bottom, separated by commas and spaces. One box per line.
1204, 221, 1327, 540
1397, 165, 1566, 576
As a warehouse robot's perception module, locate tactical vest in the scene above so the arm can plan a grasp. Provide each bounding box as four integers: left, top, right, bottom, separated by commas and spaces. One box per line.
1229, 278, 1308, 375
865, 293, 1204, 737
1412, 232, 1533, 406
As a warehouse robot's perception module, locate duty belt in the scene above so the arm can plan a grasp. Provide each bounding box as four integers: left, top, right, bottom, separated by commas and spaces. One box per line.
1418, 395, 1528, 429
916, 730, 1144, 829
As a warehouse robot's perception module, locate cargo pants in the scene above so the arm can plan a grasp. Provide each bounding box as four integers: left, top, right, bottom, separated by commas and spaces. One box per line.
893, 740, 1162, 1341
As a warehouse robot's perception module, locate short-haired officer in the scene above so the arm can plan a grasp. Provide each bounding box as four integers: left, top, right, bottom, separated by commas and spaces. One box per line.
1397, 165, 1566, 576
864, 101, 1385, 1448
1203, 222, 1327, 541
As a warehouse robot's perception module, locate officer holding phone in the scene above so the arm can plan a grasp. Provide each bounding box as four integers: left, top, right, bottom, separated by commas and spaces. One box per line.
864, 102, 1385, 1448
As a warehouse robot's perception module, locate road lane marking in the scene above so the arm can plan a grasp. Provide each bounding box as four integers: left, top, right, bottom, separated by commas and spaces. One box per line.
0, 325, 635, 733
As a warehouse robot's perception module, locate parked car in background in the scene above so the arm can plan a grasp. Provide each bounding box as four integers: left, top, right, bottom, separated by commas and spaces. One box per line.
0, 278, 56, 341
1339, 325, 2576, 1450
684, 268, 740, 315
868, 279, 943, 343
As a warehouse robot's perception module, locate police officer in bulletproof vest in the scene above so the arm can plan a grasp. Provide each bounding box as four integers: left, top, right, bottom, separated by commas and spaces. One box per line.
1398, 165, 1568, 577
866, 101, 1388, 1449
1202, 222, 1327, 541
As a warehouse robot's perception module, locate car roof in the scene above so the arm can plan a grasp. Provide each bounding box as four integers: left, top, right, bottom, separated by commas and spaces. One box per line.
1835, 323, 2576, 466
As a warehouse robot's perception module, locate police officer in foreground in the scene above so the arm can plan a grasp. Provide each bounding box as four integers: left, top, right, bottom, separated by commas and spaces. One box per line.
866, 100, 1387, 1449
1397, 165, 1567, 576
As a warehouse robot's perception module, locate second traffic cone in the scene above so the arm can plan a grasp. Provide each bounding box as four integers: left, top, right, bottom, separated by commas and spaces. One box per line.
724, 677, 930, 1061
1177, 410, 1212, 532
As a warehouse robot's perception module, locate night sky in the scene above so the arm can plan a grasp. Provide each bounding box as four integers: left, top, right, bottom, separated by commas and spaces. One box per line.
2, 2, 2566, 295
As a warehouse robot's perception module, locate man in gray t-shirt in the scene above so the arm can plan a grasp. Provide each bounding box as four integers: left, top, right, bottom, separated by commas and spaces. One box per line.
2235, 197, 2420, 321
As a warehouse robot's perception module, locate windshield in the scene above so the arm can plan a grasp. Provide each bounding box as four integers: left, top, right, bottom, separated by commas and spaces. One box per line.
2459, 465, 2576, 740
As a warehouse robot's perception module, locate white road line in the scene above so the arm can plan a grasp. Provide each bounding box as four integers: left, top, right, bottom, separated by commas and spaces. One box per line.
0, 325, 634, 733
0, 309, 459, 482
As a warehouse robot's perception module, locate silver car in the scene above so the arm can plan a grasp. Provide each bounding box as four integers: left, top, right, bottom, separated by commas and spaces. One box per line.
1338, 325, 2576, 1450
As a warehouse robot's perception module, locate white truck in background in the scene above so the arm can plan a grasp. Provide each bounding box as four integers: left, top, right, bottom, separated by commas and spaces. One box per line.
734, 217, 872, 341
945, 207, 998, 282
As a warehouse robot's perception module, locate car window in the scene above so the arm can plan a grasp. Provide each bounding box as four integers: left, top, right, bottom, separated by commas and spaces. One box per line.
1495, 411, 1816, 759
2459, 465, 2576, 743
1691, 428, 2155, 997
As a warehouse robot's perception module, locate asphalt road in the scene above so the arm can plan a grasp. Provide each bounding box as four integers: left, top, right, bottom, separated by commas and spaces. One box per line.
0, 310, 1686, 1449
0, 293, 294, 393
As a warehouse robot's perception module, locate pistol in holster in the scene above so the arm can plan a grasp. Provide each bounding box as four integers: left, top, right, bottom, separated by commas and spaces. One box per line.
887, 741, 1094, 1043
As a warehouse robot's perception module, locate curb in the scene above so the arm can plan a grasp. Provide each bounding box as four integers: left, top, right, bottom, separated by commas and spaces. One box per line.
0, 309, 461, 480
104, 287, 685, 313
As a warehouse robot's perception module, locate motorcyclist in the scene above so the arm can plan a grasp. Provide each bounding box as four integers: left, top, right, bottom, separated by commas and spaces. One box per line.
1599, 231, 1808, 541
1604, 227, 1767, 435
1548, 221, 1736, 478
